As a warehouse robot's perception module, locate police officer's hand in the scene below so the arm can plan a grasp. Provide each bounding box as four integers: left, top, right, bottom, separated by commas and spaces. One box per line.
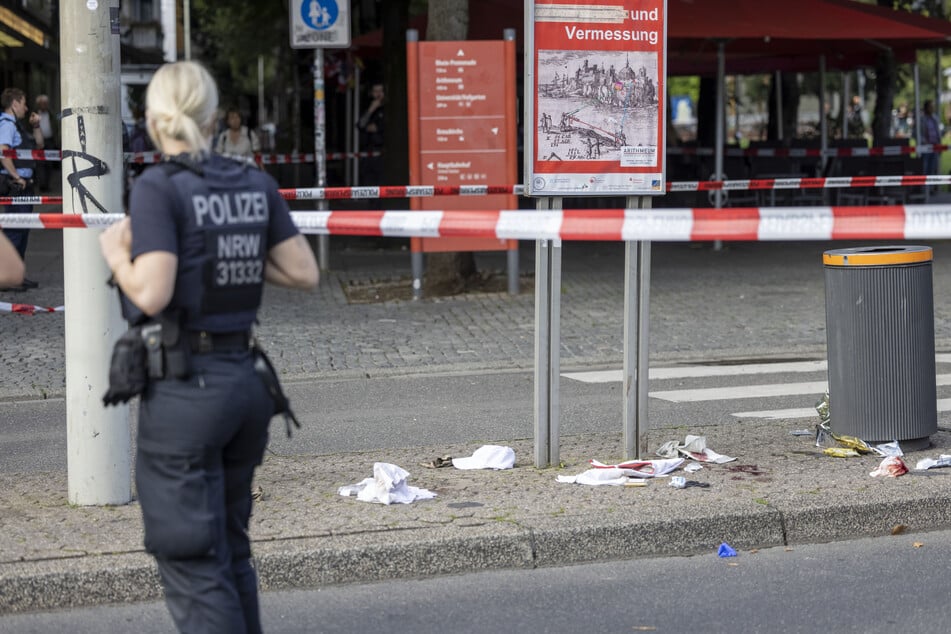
99, 217, 132, 272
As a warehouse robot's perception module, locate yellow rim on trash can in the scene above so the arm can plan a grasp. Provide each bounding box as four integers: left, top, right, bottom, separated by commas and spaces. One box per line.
823, 246, 932, 267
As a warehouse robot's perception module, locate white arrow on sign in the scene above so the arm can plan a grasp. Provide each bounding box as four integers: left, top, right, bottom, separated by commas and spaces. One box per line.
427, 162, 434, 170
456, 49, 465, 56
491, 128, 499, 135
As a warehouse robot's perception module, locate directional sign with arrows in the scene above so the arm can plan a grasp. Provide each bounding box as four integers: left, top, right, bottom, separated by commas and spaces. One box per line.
408, 38, 518, 253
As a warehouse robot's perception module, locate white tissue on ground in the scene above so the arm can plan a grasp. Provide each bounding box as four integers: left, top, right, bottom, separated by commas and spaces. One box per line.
338, 462, 437, 504
452, 445, 516, 470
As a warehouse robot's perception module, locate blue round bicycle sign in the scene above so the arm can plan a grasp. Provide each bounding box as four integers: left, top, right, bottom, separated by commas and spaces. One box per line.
302, 0, 338, 30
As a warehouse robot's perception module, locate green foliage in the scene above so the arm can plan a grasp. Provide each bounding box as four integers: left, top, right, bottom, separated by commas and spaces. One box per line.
192, 0, 288, 99
667, 76, 699, 102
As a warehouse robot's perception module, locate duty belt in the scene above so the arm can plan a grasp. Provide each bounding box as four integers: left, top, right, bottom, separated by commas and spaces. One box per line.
187, 330, 252, 354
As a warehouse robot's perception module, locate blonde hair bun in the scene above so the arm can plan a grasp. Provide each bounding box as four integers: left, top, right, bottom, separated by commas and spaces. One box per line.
146, 61, 219, 156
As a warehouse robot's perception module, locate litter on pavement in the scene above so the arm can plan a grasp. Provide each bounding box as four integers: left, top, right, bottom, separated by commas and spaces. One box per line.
814, 419, 874, 456
338, 462, 437, 504
557, 458, 684, 486
915, 454, 951, 471
451, 445, 515, 470
419, 455, 453, 469
656, 435, 736, 464
869, 456, 908, 478
872, 441, 903, 458
822, 447, 860, 458
557, 468, 649, 486
718, 542, 738, 558
589, 458, 684, 476
815, 392, 830, 424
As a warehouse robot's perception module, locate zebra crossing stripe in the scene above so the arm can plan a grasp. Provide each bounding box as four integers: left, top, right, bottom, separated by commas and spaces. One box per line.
562, 359, 828, 383
734, 398, 951, 420
652, 375, 951, 403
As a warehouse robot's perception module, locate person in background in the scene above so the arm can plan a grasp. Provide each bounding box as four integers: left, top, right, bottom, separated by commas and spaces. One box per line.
214, 107, 260, 159
357, 81, 385, 186
0, 87, 44, 292
893, 102, 911, 138
920, 99, 942, 177
33, 94, 56, 192
99, 61, 318, 633
0, 232, 24, 287
847, 95, 866, 140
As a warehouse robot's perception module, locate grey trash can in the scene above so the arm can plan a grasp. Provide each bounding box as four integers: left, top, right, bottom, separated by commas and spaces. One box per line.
824, 245, 937, 450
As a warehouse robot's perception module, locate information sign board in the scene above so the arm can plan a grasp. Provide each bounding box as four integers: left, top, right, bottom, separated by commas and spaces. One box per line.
525, 0, 667, 196
408, 39, 518, 254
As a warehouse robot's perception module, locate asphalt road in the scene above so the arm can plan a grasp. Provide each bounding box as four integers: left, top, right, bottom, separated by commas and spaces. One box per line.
2, 527, 948, 633
0, 355, 849, 472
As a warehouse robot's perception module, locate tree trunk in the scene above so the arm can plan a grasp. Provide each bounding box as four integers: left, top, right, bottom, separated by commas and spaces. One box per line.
767, 73, 800, 143
872, 49, 897, 144
697, 76, 717, 150
423, 0, 476, 297
382, 0, 410, 196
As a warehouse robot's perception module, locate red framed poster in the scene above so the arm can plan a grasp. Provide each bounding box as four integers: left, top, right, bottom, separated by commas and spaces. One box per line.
525, 0, 667, 196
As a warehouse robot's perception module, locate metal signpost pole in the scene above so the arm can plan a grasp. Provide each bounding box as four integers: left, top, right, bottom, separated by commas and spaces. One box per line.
62, 2, 130, 504
533, 199, 562, 467
314, 49, 330, 270
289, 0, 351, 269
713, 40, 725, 250
623, 197, 651, 460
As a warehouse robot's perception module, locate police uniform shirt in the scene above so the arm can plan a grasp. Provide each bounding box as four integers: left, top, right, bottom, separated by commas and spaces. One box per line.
0, 112, 32, 179
129, 153, 299, 332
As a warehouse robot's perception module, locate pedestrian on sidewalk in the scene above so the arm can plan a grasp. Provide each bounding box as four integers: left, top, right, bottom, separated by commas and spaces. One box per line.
214, 107, 260, 160
99, 61, 319, 634
0, 87, 44, 292
32, 94, 56, 192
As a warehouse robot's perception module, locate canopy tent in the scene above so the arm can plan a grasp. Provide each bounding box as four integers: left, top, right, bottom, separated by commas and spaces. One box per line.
353, 0, 951, 74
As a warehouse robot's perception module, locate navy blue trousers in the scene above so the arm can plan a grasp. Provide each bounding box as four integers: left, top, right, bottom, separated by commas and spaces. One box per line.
1, 184, 33, 260
137, 350, 273, 634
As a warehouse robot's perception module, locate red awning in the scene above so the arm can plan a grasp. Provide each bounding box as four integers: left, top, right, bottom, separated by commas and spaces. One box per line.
352, 0, 951, 75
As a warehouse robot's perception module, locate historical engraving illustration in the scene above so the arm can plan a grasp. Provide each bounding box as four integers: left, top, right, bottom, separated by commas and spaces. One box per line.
536, 50, 659, 165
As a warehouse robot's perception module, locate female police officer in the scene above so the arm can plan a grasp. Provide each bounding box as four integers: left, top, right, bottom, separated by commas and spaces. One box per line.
99, 61, 318, 633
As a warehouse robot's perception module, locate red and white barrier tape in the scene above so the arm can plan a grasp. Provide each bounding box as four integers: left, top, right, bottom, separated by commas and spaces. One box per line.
0, 196, 63, 205
5, 206, 951, 241
0, 149, 381, 164
0, 149, 63, 161
280, 184, 525, 200
5, 145, 941, 161
668, 174, 949, 192
0, 301, 64, 314
1, 175, 946, 208
668, 144, 948, 158
281, 177, 948, 199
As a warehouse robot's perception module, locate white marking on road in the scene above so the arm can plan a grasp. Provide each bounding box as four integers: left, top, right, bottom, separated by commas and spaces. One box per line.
731, 407, 818, 420
652, 375, 951, 403
734, 398, 951, 420
562, 360, 828, 383
564, 355, 951, 384
651, 380, 830, 402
